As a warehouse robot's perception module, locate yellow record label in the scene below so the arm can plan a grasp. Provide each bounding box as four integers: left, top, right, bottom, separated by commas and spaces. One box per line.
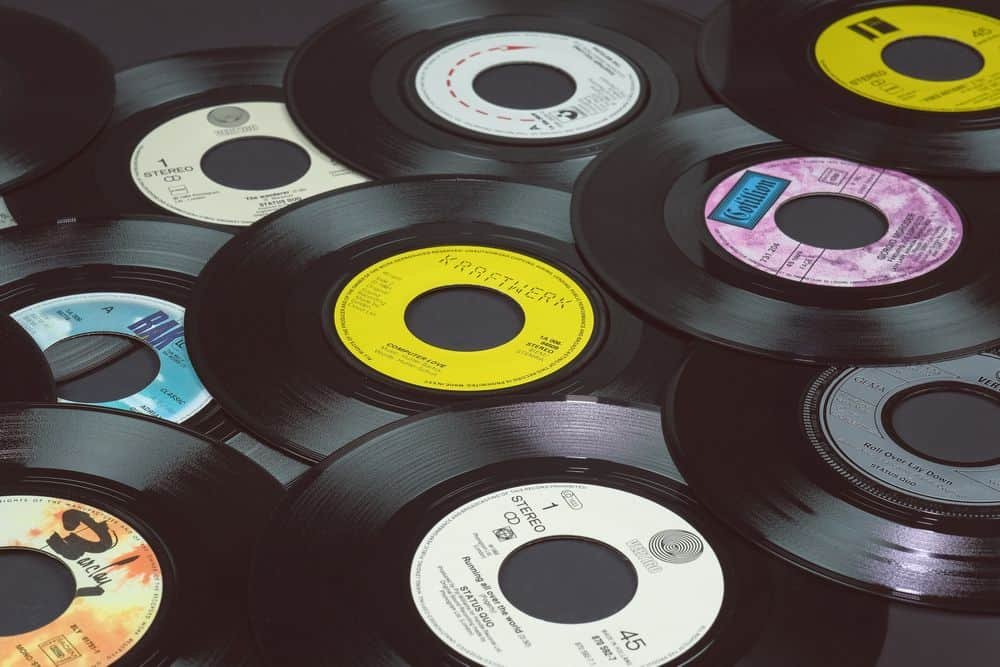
815, 5, 1000, 112
334, 245, 596, 391
0, 495, 163, 666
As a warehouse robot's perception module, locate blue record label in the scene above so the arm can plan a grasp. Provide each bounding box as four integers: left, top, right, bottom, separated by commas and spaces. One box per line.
12, 292, 211, 423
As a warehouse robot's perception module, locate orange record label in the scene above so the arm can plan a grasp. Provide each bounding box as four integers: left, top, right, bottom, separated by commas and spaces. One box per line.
0, 495, 163, 666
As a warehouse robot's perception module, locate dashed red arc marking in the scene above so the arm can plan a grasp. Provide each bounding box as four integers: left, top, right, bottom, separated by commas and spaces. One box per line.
442, 45, 538, 122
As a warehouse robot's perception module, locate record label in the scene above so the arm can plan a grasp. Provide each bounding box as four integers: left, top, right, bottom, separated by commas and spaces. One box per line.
12, 293, 212, 422
130, 101, 367, 226
0, 198, 15, 229
814, 5, 1000, 113
0, 495, 163, 666
410, 482, 724, 667
704, 157, 963, 287
414, 32, 643, 140
334, 245, 596, 391
818, 351, 1000, 505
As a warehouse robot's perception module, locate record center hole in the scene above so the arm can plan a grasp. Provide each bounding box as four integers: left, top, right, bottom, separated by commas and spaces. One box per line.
774, 194, 888, 250
405, 286, 525, 352
882, 37, 985, 82
200, 136, 311, 190
473, 63, 577, 110
45, 333, 161, 404
886, 384, 1000, 466
0, 548, 76, 637
498, 537, 638, 624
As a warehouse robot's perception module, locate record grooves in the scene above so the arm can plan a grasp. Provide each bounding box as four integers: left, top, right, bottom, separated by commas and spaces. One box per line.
250, 397, 889, 666
1, 47, 365, 228
0, 313, 56, 403
0, 9, 114, 193
571, 106, 1000, 364
0, 216, 241, 442
285, 0, 713, 189
188, 177, 688, 463
665, 343, 1000, 611
0, 404, 282, 664
697, 0, 1000, 175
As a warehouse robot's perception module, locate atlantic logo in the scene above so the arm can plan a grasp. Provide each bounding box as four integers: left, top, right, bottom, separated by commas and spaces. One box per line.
709, 170, 791, 229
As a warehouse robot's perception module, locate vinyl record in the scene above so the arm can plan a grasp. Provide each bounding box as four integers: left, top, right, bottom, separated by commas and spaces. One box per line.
188, 177, 688, 463
571, 106, 1000, 365
0, 312, 55, 402
284, 0, 713, 190
250, 396, 890, 666
0, 403, 282, 664
0, 47, 366, 229
698, 0, 1000, 175
0, 217, 241, 442
0, 9, 113, 194
665, 342, 1000, 611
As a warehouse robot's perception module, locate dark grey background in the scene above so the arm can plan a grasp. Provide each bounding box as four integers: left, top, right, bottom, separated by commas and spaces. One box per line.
2, 1, 992, 664
0, 0, 718, 69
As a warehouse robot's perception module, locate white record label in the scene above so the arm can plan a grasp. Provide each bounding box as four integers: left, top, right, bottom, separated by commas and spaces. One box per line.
410, 482, 724, 667
415, 32, 642, 141
130, 100, 367, 226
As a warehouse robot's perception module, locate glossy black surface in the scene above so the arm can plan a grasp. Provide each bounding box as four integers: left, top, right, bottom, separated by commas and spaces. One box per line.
285, 0, 713, 190
698, 0, 1000, 175
188, 178, 689, 463
0, 217, 239, 440
0, 9, 113, 192
665, 343, 1000, 611
2, 47, 291, 227
250, 396, 889, 666
571, 106, 1000, 364
0, 313, 56, 402
0, 404, 283, 665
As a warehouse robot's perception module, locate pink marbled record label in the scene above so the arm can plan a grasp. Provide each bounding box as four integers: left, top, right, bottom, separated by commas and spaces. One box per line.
704, 157, 963, 287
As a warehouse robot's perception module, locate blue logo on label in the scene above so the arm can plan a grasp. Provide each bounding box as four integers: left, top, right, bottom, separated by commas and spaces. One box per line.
708, 171, 791, 229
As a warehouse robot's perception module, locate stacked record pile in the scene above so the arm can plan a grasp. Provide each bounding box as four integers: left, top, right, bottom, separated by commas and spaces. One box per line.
0, 1, 997, 664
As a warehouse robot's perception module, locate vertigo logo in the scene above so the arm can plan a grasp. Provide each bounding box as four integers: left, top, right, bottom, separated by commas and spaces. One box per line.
648, 529, 704, 564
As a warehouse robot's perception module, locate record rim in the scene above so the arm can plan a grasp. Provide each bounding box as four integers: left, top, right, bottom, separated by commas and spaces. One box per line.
283, 0, 710, 189
0, 313, 56, 403
1, 46, 314, 228
695, 0, 1000, 175
0, 401, 283, 665
570, 105, 1000, 365
0, 215, 241, 441
187, 175, 673, 463
0, 8, 114, 193
249, 395, 778, 666
662, 343, 1000, 611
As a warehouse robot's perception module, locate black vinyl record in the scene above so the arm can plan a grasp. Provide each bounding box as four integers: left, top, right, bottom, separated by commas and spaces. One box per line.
284, 0, 713, 190
250, 396, 890, 666
0, 404, 282, 665
571, 106, 1000, 365
697, 0, 1000, 175
188, 178, 688, 463
0, 312, 55, 402
0, 9, 113, 193
0, 217, 241, 442
0, 47, 365, 229
665, 342, 1000, 611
